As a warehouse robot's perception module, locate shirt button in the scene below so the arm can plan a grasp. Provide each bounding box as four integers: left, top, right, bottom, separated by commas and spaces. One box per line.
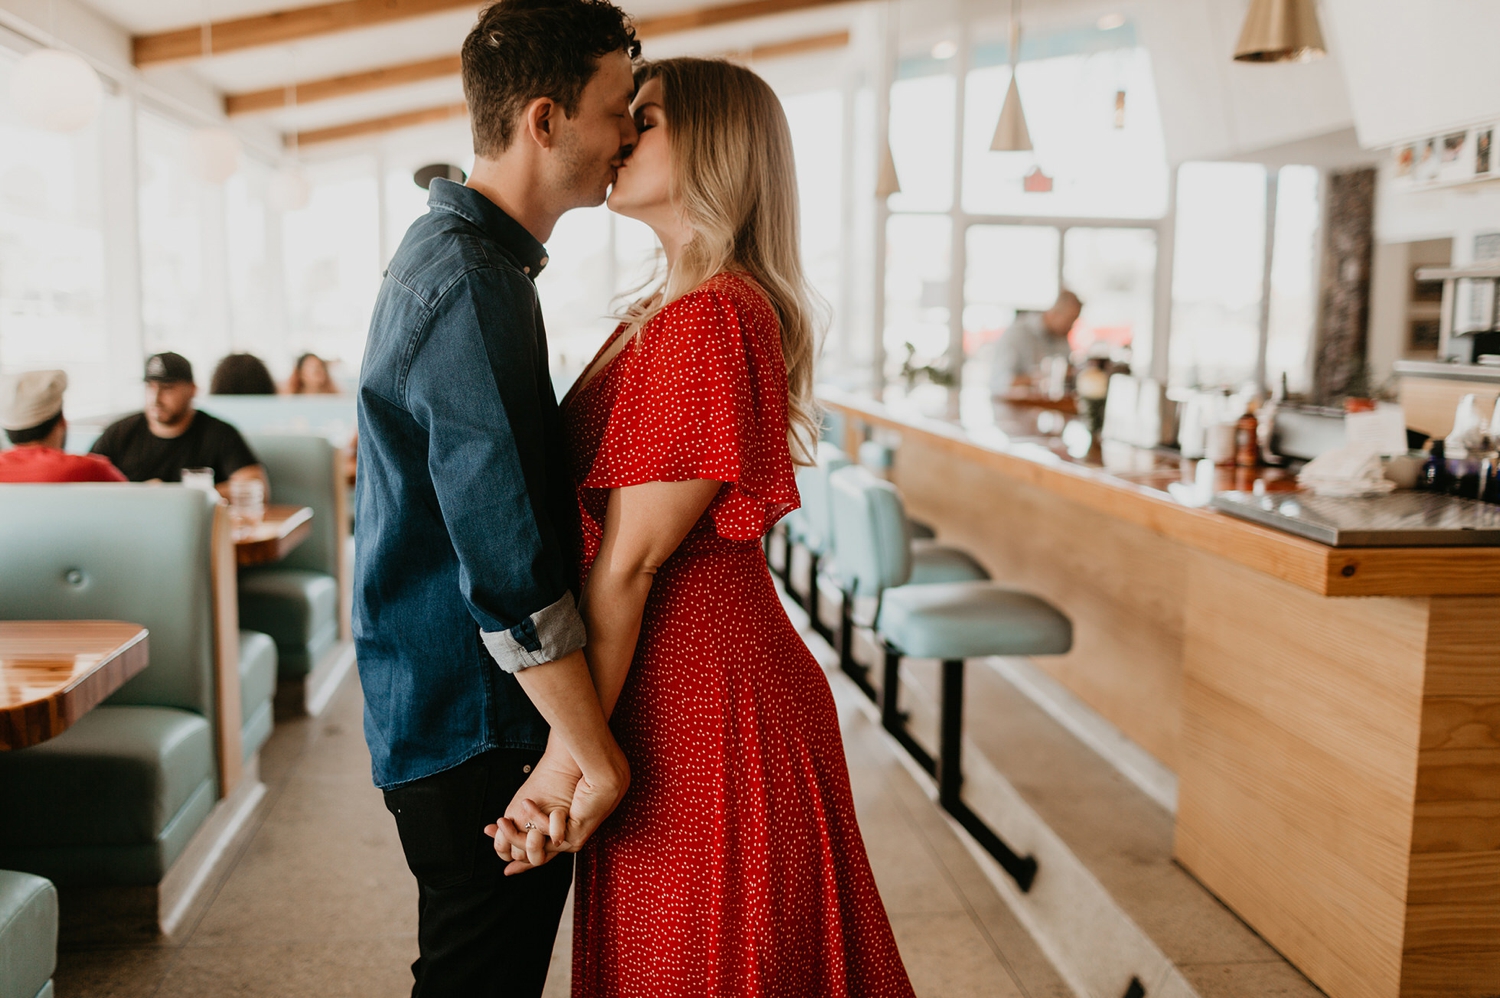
523, 266, 531, 274
522, 764, 532, 773
539, 256, 549, 267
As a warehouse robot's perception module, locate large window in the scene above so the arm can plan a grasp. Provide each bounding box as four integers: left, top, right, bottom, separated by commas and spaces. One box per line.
0, 48, 117, 415
281, 156, 381, 382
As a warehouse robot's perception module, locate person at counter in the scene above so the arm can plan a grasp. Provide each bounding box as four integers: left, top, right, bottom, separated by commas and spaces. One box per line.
89, 352, 269, 499
0, 370, 126, 483
989, 289, 1083, 394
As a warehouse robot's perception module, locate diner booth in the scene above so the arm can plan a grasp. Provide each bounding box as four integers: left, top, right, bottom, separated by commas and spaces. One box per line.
2, 0, 1500, 996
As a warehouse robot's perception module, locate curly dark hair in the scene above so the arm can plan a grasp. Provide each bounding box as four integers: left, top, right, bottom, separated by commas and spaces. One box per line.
462, 0, 640, 156
210, 353, 277, 395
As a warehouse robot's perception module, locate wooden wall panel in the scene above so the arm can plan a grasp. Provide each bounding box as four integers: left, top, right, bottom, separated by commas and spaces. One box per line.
1398, 377, 1498, 439
893, 441, 1187, 769
1176, 553, 1428, 998
1400, 597, 1500, 996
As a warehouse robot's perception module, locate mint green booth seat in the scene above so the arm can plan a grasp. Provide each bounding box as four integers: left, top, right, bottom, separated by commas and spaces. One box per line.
0, 870, 56, 998
827, 465, 1068, 891
197, 395, 355, 449
0, 486, 228, 886
238, 631, 277, 761
238, 434, 345, 681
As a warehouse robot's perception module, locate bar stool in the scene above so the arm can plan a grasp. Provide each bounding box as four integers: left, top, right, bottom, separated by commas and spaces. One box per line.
828, 465, 1072, 890
786, 442, 851, 640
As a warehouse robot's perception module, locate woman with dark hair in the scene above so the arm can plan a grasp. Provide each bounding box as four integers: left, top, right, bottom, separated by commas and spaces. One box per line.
209, 353, 277, 395
286, 352, 340, 394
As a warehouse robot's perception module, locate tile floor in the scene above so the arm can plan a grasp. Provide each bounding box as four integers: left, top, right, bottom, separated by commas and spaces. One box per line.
54, 616, 1071, 997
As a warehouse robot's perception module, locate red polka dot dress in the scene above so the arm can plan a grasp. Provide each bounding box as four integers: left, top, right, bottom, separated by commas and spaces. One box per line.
563, 273, 916, 998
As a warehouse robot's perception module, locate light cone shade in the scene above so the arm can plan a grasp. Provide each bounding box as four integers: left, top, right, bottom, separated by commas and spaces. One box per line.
877, 140, 901, 198
1234, 0, 1326, 63
990, 73, 1033, 152
11, 49, 102, 132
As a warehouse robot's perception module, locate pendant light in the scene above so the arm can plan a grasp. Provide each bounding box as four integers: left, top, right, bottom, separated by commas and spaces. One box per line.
186, 2, 241, 184
268, 66, 310, 211
1233, 0, 1326, 63
990, 0, 1032, 152
876, 140, 902, 198
9, 2, 102, 133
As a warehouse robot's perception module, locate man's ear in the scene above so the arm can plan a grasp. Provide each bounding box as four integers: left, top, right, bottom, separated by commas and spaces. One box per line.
521, 96, 558, 150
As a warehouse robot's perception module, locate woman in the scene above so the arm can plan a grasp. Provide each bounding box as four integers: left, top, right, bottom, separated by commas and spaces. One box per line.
209, 352, 277, 394
285, 352, 339, 394
556, 58, 913, 997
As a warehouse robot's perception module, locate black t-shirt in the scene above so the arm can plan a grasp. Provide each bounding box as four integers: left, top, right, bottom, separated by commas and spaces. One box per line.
90, 411, 259, 484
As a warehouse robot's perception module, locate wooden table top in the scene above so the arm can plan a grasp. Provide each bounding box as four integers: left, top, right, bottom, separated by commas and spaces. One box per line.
0, 621, 150, 750
235, 504, 313, 567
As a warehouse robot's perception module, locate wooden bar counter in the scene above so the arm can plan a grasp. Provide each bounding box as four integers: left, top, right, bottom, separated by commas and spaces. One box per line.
822, 386, 1500, 998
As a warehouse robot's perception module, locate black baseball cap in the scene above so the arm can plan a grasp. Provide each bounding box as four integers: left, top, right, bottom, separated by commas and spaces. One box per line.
144, 352, 194, 384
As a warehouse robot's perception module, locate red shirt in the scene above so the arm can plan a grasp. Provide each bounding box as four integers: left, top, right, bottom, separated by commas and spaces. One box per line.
0, 445, 127, 483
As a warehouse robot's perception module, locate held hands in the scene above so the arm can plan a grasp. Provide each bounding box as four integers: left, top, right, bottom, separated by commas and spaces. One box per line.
484, 742, 629, 876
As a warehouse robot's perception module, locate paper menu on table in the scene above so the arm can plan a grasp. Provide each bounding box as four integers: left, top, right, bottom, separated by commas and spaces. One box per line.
1344, 404, 1409, 457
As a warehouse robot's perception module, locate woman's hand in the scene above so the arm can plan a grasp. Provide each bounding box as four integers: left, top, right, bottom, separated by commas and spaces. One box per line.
485, 741, 629, 875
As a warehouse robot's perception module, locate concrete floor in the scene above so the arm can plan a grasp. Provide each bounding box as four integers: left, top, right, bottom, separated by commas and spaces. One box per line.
54, 624, 1072, 997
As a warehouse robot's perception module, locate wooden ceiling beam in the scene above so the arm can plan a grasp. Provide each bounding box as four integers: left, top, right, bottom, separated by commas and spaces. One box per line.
633, 0, 856, 37
133, 0, 477, 67
137, 0, 858, 67
226, 54, 462, 116
291, 100, 467, 146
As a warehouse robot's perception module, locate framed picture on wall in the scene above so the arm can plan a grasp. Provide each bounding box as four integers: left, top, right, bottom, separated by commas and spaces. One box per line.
1417, 138, 1440, 183
1440, 130, 1473, 183
1478, 129, 1494, 175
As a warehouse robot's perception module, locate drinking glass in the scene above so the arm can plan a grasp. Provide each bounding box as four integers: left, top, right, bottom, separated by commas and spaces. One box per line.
181, 468, 216, 494
229, 477, 265, 527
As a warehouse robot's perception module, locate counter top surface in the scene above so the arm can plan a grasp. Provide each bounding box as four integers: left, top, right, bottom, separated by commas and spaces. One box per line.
1394, 359, 1500, 382
820, 386, 1500, 597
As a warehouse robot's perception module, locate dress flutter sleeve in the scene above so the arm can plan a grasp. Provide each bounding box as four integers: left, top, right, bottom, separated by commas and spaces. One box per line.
580, 279, 800, 540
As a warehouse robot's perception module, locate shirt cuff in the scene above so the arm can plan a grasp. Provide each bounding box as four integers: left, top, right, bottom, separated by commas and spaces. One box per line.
480, 591, 586, 674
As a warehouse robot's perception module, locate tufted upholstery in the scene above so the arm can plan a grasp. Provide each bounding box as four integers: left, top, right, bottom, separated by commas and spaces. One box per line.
0, 485, 223, 886
238, 434, 345, 680
0, 870, 56, 998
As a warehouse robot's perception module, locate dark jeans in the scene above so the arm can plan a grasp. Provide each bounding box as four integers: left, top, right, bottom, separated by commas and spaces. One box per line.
383, 748, 574, 998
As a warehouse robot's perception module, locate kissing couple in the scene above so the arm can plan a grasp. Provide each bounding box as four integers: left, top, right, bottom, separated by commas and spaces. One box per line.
353, 1, 916, 995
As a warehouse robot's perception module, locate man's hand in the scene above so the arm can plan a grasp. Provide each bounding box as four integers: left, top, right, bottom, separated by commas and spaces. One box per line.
485, 744, 629, 876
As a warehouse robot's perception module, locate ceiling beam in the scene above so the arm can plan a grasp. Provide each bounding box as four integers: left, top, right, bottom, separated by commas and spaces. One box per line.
633, 0, 855, 37
291, 101, 467, 146
133, 0, 477, 67
226, 54, 462, 116
137, 0, 857, 67
733, 28, 849, 62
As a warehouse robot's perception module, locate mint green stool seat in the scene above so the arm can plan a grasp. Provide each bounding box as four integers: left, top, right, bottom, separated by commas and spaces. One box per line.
909, 539, 990, 585
0, 870, 56, 998
238, 631, 277, 761
0, 707, 216, 885
878, 582, 1072, 659
826, 465, 1070, 892
238, 570, 337, 679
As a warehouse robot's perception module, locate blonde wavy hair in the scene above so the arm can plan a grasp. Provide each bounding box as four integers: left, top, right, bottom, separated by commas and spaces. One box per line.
620, 57, 824, 465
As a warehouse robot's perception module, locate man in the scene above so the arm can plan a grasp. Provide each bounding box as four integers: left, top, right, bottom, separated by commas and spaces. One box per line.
990, 289, 1084, 393
89, 352, 268, 500
0, 370, 125, 483
354, 2, 639, 994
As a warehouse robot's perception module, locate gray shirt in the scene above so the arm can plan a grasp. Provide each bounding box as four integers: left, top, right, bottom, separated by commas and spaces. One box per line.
990, 311, 1071, 393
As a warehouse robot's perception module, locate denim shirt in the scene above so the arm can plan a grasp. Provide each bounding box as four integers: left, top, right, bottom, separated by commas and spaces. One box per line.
354, 179, 585, 789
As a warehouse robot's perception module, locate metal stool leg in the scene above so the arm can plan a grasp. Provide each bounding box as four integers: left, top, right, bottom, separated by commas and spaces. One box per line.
838, 590, 876, 700
881, 645, 933, 775
936, 658, 1038, 893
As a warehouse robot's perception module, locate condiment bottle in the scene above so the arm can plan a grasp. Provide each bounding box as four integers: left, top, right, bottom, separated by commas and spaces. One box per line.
1420, 440, 1453, 493
1234, 408, 1259, 467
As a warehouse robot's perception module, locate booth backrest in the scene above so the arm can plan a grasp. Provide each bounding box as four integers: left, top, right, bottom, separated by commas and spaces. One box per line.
245, 434, 343, 577
198, 396, 355, 448
0, 485, 218, 718
828, 465, 914, 596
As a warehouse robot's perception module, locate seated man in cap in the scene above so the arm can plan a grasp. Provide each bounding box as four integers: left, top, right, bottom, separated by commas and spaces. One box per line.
90, 351, 269, 499
0, 370, 127, 483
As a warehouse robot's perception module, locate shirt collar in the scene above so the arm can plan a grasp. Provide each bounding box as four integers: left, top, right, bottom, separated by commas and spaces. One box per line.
427, 178, 549, 278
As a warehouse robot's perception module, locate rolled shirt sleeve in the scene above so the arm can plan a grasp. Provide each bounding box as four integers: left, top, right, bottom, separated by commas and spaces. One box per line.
405, 267, 585, 673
